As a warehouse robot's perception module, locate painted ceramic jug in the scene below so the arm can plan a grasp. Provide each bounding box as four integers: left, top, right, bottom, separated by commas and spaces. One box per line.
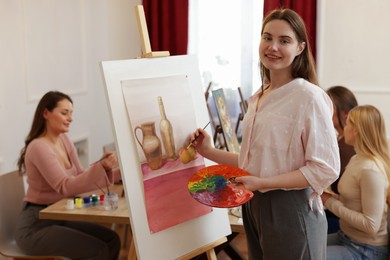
134, 122, 163, 170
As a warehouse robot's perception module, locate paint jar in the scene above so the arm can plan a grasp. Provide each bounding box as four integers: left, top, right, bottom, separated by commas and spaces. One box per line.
75, 198, 83, 209
73, 196, 80, 203
104, 193, 118, 211
91, 194, 98, 207
83, 196, 91, 207
99, 194, 105, 205
66, 199, 74, 210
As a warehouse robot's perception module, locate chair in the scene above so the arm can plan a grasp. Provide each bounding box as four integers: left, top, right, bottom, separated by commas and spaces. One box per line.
0, 170, 68, 260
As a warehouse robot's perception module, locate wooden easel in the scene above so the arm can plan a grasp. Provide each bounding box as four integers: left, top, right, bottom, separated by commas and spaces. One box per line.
132, 5, 228, 260
235, 87, 248, 140
134, 5, 170, 58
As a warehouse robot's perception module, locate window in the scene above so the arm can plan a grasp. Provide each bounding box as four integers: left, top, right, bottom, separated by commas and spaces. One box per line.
188, 0, 263, 135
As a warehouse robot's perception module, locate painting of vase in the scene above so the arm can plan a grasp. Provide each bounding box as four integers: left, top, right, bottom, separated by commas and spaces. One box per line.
134, 121, 163, 170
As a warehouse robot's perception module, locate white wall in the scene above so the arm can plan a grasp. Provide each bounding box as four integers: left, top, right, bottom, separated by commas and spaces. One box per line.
3, 0, 390, 174
0, 0, 141, 174
317, 0, 390, 135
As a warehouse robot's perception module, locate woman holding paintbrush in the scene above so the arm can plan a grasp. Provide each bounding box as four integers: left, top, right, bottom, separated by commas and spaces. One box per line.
15, 91, 120, 259
191, 9, 340, 259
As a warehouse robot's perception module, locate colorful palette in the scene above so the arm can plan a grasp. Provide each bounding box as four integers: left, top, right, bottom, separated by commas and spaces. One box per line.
188, 164, 254, 208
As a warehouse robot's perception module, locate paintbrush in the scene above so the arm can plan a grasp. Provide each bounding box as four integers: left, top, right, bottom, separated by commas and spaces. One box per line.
186, 122, 211, 149
104, 175, 110, 195
91, 154, 112, 194
89, 153, 113, 166
95, 183, 106, 194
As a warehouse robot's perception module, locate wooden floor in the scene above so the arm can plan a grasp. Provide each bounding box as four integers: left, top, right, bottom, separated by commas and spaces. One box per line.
1, 224, 248, 260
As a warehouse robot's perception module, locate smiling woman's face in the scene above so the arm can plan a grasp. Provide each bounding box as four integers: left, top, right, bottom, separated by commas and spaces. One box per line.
259, 19, 305, 73
43, 99, 73, 134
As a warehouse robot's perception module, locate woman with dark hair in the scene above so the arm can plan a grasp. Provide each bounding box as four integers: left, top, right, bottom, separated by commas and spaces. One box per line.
326, 86, 358, 194
15, 91, 121, 259
191, 9, 339, 259
325, 86, 358, 234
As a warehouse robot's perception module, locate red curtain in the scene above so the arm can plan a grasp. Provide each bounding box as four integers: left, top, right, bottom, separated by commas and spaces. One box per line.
263, 0, 317, 60
142, 0, 189, 55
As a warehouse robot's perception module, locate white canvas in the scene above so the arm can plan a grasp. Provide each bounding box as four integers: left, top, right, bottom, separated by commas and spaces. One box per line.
100, 55, 231, 260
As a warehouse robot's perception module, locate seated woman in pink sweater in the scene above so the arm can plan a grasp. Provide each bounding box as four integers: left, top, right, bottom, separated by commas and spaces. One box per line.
321, 105, 390, 260
15, 91, 121, 260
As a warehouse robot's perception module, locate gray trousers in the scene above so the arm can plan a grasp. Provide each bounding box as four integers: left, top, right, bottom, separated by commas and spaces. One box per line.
15, 202, 121, 260
242, 189, 327, 260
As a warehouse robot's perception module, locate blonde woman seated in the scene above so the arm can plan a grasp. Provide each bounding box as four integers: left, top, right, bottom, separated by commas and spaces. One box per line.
321, 105, 389, 260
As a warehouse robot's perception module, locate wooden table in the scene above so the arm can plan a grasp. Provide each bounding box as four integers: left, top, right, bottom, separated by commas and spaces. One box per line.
39, 185, 129, 224
228, 213, 245, 233
39, 185, 136, 260
39, 185, 245, 260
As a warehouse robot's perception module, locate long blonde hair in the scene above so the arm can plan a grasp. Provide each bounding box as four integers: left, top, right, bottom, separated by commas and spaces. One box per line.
348, 105, 390, 203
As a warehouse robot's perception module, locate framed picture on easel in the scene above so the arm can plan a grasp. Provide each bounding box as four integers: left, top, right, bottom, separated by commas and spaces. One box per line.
204, 82, 225, 149
212, 88, 241, 154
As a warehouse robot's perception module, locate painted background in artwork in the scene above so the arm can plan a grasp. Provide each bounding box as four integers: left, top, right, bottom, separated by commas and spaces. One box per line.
121, 74, 212, 233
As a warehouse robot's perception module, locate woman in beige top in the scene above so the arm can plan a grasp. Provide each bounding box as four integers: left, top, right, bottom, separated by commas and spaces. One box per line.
321, 105, 390, 260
